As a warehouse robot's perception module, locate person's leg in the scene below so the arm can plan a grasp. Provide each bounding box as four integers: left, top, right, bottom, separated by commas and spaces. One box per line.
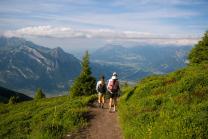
102, 94, 105, 103
112, 93, 119, 112
98, 93, 102, 107
101, 95, 105, 108
98, 95, 100, 103
109, 97, 112, 111
113, 97, 117, 111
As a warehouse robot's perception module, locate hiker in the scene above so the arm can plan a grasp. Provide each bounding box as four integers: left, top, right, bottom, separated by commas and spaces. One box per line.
96, 75, 107, 108
107, 72, 120, 112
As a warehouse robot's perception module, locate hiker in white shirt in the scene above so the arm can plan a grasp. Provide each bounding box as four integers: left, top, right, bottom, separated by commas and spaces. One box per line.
96, 75, 107, 108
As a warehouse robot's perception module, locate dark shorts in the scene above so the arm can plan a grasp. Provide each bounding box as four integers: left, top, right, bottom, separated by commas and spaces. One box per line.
109, 92, 118, 98
98, 92, 105, 97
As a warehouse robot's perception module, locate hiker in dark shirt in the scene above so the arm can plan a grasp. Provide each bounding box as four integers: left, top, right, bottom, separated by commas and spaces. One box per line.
96, 75, 107, 108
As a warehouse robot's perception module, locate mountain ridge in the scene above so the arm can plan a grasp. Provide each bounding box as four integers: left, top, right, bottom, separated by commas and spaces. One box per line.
0, 36, 81, 94
0, 36, 193, 95
91, 44, 192, 76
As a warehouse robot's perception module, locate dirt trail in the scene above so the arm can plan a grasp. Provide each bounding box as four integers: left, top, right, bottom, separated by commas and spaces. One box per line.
64, 100, 123, 139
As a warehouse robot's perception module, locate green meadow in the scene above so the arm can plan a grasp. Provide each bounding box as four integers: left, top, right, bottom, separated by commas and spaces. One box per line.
118, 63, 208, 139
0, 95, 96, 139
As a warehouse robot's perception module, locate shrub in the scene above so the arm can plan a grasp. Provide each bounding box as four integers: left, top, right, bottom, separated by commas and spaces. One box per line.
34, 88, 46, 100
8, 96, 19, 104
188, 31, 208, 64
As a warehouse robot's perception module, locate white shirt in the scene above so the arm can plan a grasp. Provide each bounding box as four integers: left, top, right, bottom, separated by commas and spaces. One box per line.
96, 80, 102, 92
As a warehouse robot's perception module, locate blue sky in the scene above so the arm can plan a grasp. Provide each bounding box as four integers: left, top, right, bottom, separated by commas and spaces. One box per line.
0, 0, 208, 52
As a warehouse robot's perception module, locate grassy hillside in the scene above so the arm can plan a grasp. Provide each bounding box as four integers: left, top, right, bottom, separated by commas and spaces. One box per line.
118, 63, 208, 139
0, 86, 33, 103
0, 95, 96, 139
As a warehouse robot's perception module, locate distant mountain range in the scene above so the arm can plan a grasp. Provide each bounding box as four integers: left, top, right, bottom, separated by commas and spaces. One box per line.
0, 37, 193, 95
91, 44, 193, 80
0, 37, 81, 95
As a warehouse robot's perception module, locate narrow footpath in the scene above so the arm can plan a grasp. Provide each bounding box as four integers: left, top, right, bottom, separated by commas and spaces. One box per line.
64, 100, 123, 139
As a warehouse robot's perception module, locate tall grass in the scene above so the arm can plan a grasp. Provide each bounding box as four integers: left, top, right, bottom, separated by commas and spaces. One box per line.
118, 64, 208, 139
0, 95, 96, 139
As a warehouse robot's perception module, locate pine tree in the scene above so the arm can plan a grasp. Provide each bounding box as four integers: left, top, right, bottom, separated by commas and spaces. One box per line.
8, 96, 19, 104
34, 88, 46, 100
188, 31, 208, 64
70, 51, 96, 97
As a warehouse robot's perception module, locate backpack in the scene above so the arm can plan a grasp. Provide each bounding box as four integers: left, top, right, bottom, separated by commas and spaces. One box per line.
98, 83, 106, 93
108, 80, 119, 93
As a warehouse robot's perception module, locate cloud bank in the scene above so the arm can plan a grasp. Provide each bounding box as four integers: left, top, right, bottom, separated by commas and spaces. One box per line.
4, 26, 200, 46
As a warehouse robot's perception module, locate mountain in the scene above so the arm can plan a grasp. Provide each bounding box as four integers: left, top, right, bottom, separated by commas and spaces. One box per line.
91, 62, 152, 81
0, 36, 194, 94
91, 44, 193, 80
0, 86, 32, 103
0, 36, 81, 94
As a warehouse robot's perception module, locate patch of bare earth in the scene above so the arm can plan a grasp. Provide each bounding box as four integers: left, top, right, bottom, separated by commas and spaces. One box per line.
63, 100, 123, 139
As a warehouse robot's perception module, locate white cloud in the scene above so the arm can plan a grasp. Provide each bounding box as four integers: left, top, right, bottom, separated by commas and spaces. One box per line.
4, 25, 152, 39
125, 38, 199, 46
4, 26, 86, 38
0, 0, 205, 38
4, 25, 200, 46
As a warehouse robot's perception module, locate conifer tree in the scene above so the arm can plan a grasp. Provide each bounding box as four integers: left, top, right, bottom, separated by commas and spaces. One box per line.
8, 96, 19, 104
188, 31, 208, 64
34, 88, 45, 100
70, 51, 96, 97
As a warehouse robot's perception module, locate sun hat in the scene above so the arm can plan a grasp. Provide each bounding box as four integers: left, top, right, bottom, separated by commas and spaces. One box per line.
112, 75, 117, 80
112, 72, 117, 76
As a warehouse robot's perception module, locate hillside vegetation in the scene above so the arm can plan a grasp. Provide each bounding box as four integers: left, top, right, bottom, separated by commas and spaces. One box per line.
118, 31, 208, 139
0, 95, 96, 139
119, 64, 208, 138
0, 86, 32, 103
0, 50, 97, 139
